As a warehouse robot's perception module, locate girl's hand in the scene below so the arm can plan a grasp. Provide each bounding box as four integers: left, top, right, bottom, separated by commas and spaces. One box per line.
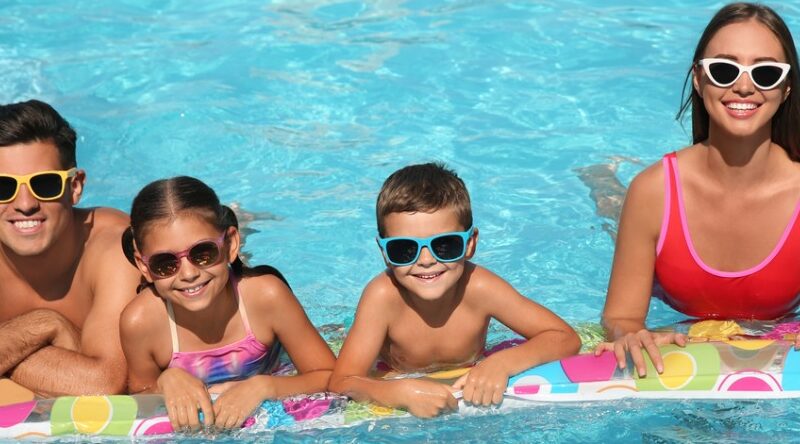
393, 379, 458, 418
452, 358, 508, 406
157, 368, 214, 432
595, 329, 686, 377
212, 375, 276, 430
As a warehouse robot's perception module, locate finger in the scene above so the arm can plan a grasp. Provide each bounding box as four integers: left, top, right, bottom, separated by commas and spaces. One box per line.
176, 403, 191, 432
674, 333, 687, 347
446, 392, 458, 411
613, 342, 627, 370
481, 386, 494, 406
185, 402, 201, 431
462, 379, 475, 405
225, 413, 239, 430
641, 340, 664, 374
452, 374, 468, 389
628, 344, 648, 377
594, 342, 612, 356
198, 395, 215, 427
492, 387, 504, 405
166, 403, 180, 432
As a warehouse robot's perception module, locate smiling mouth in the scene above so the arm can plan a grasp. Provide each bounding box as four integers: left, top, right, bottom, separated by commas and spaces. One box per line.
413, 271, 444, 281
179, 281, 209, 297
726, 102, 759, 111
11, 220, 43, 231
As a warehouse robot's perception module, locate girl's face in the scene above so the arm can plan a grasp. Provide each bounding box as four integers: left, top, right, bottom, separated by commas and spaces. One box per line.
135, 214, 240, 311
694, 19, 792, 140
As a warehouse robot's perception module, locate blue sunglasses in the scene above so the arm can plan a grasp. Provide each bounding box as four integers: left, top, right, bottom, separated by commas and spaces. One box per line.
377, 226, 474, 266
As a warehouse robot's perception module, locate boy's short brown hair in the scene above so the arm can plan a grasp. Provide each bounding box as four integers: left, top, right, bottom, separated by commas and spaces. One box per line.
376, 162, 473, 237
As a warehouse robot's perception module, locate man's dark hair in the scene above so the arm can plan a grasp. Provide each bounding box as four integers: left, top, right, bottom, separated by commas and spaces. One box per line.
0, 100, 77, 168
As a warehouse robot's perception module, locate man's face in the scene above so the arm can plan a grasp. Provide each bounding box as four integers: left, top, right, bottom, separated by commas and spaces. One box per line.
0, 141, 84, 257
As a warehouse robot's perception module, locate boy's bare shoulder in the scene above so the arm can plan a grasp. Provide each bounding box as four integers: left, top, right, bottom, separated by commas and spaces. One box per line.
462, 263, 523, 305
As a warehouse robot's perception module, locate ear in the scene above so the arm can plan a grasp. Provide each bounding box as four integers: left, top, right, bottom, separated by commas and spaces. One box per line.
465, 227, 479, 260
692, 65, 703, 98
70, 169, 86, 206
784, 84, 792, 102
133, 248, 154, 283
376, 237, 392, 267
225, 226, 241, 264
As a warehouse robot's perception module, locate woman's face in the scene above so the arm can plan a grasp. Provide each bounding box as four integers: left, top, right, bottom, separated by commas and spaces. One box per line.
694, 19, 791, 140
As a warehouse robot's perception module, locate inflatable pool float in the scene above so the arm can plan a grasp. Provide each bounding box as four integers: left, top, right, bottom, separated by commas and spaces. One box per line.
2, 320, 799, 438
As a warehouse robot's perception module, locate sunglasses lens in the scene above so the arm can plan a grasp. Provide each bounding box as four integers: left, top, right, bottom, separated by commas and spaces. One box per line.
0, 177, 18, 202
188, 241, 222, 267
752, 65, 784, 89
29, 173, 65, 199
148, 253, 181, 278
430, 234, 466, 261
708, 61, 740, 86
385, 239, 420, 265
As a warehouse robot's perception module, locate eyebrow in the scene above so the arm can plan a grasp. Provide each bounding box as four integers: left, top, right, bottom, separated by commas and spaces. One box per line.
710, 53, 783, 63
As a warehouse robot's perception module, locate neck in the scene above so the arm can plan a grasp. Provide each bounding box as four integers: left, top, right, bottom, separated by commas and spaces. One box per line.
703, 122, 780, 186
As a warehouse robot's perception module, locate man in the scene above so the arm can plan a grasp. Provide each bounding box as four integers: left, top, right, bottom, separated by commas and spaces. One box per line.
0, 100, 140, 396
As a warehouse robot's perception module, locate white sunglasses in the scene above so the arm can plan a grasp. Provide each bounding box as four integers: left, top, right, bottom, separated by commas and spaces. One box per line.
697, 58, 791, 90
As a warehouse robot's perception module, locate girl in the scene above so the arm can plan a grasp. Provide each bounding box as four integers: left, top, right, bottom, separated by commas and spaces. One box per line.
600, 3, 800, 376
120, 176, 335, 431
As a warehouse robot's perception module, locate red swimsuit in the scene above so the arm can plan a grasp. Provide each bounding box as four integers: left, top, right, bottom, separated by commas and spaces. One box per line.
654, 152, 800, 319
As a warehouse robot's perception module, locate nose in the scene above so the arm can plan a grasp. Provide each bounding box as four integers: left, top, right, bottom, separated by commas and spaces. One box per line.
416, 246, 437, 266
13, 184, 41, 215
732, 71, 755, 96
176, 256, 201, 280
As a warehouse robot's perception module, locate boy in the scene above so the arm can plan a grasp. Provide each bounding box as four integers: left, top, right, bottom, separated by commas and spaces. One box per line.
329, 162, 580, 418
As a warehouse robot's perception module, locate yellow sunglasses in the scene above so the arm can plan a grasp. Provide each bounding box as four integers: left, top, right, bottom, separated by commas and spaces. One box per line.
0, 168, 78, 203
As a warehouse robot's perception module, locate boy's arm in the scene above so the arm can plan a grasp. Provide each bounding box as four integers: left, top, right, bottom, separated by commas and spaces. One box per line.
455, 267, 580, 405
9, 227, 140, 397
485, 268, 581, 372
329, 278, 457, 418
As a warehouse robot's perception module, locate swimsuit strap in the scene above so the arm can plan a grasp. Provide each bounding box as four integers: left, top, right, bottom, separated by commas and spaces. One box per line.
232, 274, 254, 334
166, 300, 181, 353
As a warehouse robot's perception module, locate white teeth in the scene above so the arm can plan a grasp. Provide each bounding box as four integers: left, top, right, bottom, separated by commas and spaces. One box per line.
727, 102, 757, 110
416, 272, 442, 279
14, 220, 41, 229
183, 284, 205, 294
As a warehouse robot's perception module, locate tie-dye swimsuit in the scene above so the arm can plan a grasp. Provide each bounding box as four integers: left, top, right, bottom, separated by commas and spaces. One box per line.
166, 278, 279, 384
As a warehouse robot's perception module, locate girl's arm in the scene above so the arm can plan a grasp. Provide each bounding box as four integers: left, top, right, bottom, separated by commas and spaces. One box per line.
600, 162, 686, 376
210, 274, 336, 429
120, 294, 215, 431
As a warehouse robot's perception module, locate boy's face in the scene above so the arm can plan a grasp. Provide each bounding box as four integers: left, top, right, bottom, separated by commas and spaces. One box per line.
380, 207, 477, 301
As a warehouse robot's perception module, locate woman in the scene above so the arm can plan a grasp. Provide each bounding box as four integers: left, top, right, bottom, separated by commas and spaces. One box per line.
600, 2, 800, 376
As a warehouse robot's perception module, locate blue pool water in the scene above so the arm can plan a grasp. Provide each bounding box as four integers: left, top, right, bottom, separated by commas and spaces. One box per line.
3, 0, 800, 442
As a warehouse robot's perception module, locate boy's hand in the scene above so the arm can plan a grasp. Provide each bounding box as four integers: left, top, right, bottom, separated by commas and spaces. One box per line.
157, 367, 215, 432
394, 379, 458, 418
452, 358, 508, 406
594, 329, 686, 377
212, 375, 274, 429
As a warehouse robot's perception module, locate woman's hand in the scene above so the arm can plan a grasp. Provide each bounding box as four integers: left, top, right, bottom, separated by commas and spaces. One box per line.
212, 375, 276, 430
452, 357, 508, 406
157, 367, 215, 432
595, 329, 686, 377
392, 379, 459, 418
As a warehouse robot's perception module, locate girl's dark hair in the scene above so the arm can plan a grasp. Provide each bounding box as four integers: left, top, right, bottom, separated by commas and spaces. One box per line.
676, 3, 800, 160
121, 176, 288, 286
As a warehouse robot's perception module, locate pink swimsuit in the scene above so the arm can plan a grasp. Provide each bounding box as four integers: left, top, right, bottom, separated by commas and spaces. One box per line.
166, 279, 278, 384
654, 152, 800, 319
